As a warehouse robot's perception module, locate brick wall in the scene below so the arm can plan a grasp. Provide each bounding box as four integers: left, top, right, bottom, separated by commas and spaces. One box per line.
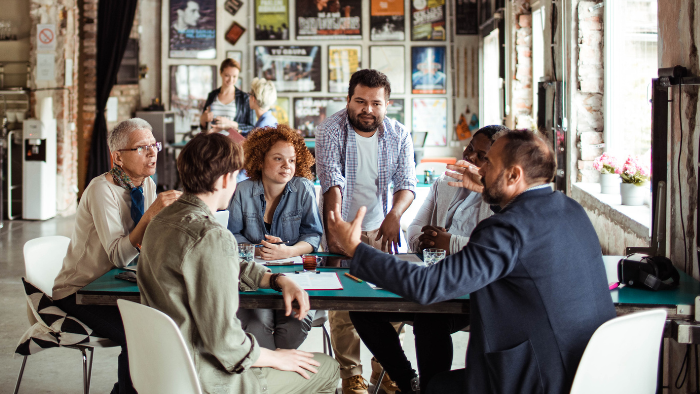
512, 0, 533, 130
575, 1, 604, 182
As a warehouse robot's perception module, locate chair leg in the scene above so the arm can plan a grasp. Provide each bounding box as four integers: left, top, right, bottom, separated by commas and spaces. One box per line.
87, 348, 95, 394
80, 348, 89, 394
373, 369, 387, 394
13, 356, 28, 394
322, 325, 333, 357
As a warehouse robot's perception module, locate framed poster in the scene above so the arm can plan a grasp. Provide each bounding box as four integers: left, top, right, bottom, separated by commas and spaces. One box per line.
412, 46, 446, 94
411, 0, 446, 41
387, 99, 405, 125
370, 46, 405, 94
225, 22, 246, 45
169, 0, 216, 59
296, 0, 362, 39
455, 0, 478, 35
169, 65, 217, 133
271, 97, 291, 125
254, 46, 322, 92
294, 97, 346, 137
370, 0, 405, 41
412, 98, 447, 146
255, 0, 290, 40
328, 46, 362, 93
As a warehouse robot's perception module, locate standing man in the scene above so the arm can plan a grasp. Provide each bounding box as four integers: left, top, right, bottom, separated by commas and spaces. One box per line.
316, 69, 417, 394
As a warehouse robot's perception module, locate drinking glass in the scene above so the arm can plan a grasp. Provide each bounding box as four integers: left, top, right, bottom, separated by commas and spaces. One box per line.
238, 243, 255, 263
302, 255, 319, 272
424, 248, 446, 266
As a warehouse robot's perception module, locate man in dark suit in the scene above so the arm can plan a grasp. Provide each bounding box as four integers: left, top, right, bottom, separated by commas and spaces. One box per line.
328, 129, 616, 394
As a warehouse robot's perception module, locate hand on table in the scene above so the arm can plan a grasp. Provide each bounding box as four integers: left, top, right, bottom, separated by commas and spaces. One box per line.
376, 212, 401, 254
446, 160, 484, 193
258, 235, 291, 260
327, 204, 364, 257
277, 275, 310, 320
269, 349, 320, 379
418, 225, 452, 253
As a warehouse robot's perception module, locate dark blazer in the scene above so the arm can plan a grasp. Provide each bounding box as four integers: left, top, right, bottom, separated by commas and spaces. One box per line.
350, 187, 616, 394
202, 88, 256, 135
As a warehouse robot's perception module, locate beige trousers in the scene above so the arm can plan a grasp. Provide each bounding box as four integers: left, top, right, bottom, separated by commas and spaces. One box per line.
330, 229, 402, 379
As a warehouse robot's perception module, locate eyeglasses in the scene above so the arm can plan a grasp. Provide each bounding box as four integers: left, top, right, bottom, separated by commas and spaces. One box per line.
118, 142, 162, 155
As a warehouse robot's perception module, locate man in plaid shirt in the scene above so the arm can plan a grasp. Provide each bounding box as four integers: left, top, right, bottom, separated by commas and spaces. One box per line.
316, 69, 417, 394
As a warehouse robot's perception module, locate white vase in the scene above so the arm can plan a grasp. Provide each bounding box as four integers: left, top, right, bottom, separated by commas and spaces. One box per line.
599, 173, 620, 194
620, 182, 647, 206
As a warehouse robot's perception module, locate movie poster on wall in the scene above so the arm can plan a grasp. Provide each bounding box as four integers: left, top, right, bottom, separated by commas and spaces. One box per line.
455, 0, 478, 35
412, 46, 446, 94
370, 46, 405, 94
271, 97, 291, 125
294, 97, 346, 137
169, 0, 216, 58
255, 0, 290, 40
412, 98, 447, 146
169, 65, 217, 132
411, 0, 446, 41
370, 0, 405, 41
387, 99, 405, 125
328, 46, 362, 93
254, 46, 322, 92
296, 0, 362, 39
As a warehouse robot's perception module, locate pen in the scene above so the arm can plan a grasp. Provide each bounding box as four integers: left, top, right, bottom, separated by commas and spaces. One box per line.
345, 272, 363, 283
255, 242, 285, 248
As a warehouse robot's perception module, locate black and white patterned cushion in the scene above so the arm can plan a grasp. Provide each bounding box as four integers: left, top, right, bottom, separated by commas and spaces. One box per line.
15, 278, 107, 356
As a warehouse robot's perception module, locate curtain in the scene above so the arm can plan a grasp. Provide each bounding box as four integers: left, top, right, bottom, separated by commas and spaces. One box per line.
85, 0, 138, 187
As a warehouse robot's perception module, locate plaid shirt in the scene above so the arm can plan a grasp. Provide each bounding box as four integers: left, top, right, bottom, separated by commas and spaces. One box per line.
316, 108, 416, 221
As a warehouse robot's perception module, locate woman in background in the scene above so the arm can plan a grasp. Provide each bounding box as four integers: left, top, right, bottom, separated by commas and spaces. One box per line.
200, 58, 255, 137
249, 77, 279, 129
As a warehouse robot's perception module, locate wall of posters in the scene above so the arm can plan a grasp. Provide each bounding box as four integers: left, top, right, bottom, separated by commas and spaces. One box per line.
254, 46, 322, 92
412, 98, 447, 146
370, 0, 405, 41
294, 97, 346, 137
412, 46, 446, 94
255, 0, 289, 40
370, 46, 405, 94
328, 46, 362, 93
387, 99, 405, 125
411, 0, 446, 41
455, 0, 478, 35
296, 0, 362, 39
169, 0, 216, 59
169, 65, 217, 133
271, 97, 291, 125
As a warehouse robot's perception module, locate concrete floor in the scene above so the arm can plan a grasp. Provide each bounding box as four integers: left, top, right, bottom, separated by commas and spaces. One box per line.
0, 216, 468, 393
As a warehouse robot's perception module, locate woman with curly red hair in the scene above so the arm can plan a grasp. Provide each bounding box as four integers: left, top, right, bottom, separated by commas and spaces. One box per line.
227, 124, 322, 349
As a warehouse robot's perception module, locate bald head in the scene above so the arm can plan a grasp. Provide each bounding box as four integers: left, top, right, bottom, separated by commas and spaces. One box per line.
495, 129, 556, 185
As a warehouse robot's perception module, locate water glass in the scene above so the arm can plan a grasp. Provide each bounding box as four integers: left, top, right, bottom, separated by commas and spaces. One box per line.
302, 255, 319, 272
424, 248, 446, 266
238, 243, 255, 263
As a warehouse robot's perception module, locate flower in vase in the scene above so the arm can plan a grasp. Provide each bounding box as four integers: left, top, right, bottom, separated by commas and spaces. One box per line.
593, 152, 621, 175
620, 155, 650, 186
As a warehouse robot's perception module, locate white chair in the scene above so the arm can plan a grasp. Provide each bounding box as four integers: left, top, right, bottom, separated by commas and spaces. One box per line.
570, 309, 667, 394
15, 236, 118, 394
214, 210, 230, 227
311, 310, 333, 357
118, 300, 203, 394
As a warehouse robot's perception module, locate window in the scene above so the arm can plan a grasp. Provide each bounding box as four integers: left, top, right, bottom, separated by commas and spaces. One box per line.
604, 0, 658, 158
482, 28, 502, 126
531, 5, 545, 120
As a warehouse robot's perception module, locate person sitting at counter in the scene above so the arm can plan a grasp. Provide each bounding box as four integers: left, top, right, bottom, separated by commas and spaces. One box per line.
200, 58, 255, 137
250, 77, 279, 129
52, 118, 181, 394
228, 124, 323, 350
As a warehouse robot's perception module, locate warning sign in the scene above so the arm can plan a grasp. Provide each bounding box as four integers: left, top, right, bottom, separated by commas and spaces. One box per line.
36, 24, 56, 51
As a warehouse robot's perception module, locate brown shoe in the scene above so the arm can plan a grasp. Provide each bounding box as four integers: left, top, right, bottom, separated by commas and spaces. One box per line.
342, 375, 369, 394
370, 357, 400, 394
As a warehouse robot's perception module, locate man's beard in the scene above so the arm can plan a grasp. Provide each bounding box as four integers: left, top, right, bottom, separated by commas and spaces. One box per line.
482, 169, 507, 205
348, 108, 383, 133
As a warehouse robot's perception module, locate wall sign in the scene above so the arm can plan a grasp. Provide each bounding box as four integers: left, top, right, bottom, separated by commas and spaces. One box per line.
36, 24, 56, 51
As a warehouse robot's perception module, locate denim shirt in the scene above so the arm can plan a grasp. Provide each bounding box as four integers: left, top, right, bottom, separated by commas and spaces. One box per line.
228, 177, 323, 251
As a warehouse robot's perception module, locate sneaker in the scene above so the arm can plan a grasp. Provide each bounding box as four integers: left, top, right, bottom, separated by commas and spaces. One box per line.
342, 375, 369, 394
370, 357, 400, 394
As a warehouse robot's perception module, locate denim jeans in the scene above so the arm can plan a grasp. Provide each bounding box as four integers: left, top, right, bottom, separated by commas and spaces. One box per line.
55, 294, 136, 394
237, 308, 315, 350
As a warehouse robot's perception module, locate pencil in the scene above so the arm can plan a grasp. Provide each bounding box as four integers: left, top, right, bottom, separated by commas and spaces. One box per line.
344, 272, 363, 283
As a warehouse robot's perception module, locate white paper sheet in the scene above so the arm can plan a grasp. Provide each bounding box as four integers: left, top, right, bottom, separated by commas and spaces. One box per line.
256, 255, 303, 265
366, 282, 382, 290
394, 254, 424, 263
286, 272, 343, 290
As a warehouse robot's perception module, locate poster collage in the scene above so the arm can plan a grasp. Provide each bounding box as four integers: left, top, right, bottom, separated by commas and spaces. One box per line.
167, 0, 477, 146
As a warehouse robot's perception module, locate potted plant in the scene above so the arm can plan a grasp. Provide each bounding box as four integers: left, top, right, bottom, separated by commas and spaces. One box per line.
619, 156, 650, 206
593, 152, 621, 194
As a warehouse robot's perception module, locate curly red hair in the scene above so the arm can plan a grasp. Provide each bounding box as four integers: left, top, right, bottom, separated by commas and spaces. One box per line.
243, 124, 315, 181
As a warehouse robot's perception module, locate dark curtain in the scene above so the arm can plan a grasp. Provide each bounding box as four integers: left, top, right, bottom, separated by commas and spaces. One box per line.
85, 0, 139, 187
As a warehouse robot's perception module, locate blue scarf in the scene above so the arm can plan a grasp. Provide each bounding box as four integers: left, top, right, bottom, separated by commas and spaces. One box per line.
109, 166, 145, 226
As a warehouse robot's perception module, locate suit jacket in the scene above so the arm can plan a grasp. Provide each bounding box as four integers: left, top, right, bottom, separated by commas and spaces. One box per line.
203, 88, 256, 135
350, 187, 616, 394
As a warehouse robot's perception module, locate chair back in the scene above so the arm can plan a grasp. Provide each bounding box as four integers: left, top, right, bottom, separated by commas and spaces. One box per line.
214, 210, 229, 228
118, 300, 202, 394
24, 236, 71, 297
569, 309, 667, 394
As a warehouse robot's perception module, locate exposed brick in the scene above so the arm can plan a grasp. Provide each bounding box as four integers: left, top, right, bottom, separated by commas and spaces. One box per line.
519, 14, 532, 28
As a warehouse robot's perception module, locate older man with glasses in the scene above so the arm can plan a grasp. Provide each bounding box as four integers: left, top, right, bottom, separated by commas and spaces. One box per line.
52, 118, 181, 394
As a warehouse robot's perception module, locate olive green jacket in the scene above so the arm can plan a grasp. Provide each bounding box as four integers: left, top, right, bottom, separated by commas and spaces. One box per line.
138, 193, 271, 394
